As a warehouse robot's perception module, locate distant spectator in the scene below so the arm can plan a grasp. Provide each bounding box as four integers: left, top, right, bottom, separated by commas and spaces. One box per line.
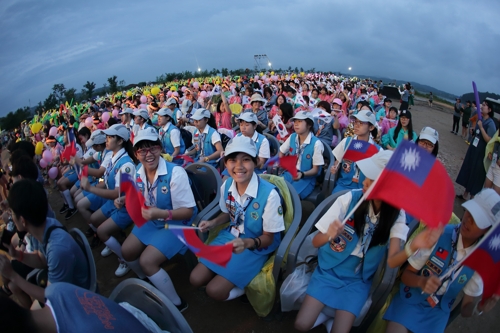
461, 101, 472, 139
451, 98, 463, 135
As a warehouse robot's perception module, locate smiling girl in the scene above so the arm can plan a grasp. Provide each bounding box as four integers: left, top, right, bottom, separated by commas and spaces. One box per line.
381, 110, 417, 150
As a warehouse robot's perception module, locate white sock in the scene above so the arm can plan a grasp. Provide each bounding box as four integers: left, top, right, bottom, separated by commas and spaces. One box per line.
225, 287, 245, 301
60, 191, 68, 205
148, 269, 181, 306
104, 236, 123, 260
325, 318, 334, 332
89, 224, 97, 232
126, 259, 146, 279
312, 312, 329, 329
63, 190, 74, 209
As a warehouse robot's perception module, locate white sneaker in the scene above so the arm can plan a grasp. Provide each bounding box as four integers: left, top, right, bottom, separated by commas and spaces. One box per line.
115, 261, 131, 277
101, 246, 113, 257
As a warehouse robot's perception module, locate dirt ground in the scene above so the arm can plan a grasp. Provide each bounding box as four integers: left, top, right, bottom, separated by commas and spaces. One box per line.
44, 97, 499, 333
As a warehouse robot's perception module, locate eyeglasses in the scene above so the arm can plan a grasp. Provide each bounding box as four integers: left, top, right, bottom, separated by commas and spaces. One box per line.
418, 140, 435, 149
136, 146, 161, 156
353, 120, 369, 126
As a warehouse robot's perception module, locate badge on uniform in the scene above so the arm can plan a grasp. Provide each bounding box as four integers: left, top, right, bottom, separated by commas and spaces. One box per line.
251, 211, 259, 220
427, 294, 439, 308
161, 186, 168, 194
277, 206, 283, 215
125, 167, 131, 173
435, 247, 449, 260
457, 274, 468, 284
230, 226, 240, 238
253, 202, 260, 209
330, 236, 346, 252
306, 154, 311, 159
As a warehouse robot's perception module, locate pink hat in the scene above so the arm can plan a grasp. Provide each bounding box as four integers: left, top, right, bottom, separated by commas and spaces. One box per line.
332, 98, 342, 106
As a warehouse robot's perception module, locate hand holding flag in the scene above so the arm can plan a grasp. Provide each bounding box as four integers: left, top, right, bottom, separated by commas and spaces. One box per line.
120, 172, 148, 227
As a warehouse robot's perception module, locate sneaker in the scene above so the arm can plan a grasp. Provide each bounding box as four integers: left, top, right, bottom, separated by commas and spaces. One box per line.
90, 235, 101, 248
450, 131, 455, 134
115, 261, 131, 277
59, 204, 69, 214
101, 246, 113, 257
64, 208, 78, 220
175, 298, 188, 313
85, 227, 95, 237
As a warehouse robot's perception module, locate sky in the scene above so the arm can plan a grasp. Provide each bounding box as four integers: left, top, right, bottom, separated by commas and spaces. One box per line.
0, 0, 499, 116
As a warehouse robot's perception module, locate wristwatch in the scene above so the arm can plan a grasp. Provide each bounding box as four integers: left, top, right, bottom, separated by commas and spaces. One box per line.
298, 171, 304, 179
204, 157, 210, 162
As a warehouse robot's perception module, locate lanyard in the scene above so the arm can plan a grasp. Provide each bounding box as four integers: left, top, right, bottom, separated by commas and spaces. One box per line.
295, 136, 307, 159
105, 151, 127, 181
199, 132, 206, 157
354, 212, 377, 274
435, 226, 462, 295
145, 176, 160, 207
228, 193, 253, 228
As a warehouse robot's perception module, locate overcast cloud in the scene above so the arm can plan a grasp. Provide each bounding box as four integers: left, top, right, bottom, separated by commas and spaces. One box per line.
0, 0, 499, 115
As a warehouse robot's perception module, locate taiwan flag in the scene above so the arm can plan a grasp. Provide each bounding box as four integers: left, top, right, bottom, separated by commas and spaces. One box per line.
366, 140, 455, 228
120, 172, 147, 227
343, 140, 379, 162
169, 228, 233, 267
464, 223, 500, 300
61, 128, 77, 162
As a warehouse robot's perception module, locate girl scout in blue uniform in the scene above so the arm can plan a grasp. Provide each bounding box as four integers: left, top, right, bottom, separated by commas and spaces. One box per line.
331, 108, 381, 194
381, 110, 417, 150
116, 128, 197, 312
190, 136, 285, 301
384, 189, 500, 333
295, 151, 410, 333
78, 124, 143, 278
279, 111, 324, 199
156, 108, 185, 161
57, 127, 89, 220
132, 109, 155, 138
187, 108, 223, 166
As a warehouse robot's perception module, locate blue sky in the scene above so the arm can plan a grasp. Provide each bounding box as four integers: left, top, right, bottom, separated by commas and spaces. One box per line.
0, 0, 498, 116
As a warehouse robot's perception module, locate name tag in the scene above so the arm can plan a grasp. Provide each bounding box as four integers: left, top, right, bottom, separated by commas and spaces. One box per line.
230, 226, 240, 238
472, 137, 479, 147
427, 294, 439, 308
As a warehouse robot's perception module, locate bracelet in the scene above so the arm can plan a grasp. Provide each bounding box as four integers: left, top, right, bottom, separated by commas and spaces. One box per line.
250, 238, 259, 251
255, 237, 261, 249
404, 240, 415, 258
166, 210, 172, 221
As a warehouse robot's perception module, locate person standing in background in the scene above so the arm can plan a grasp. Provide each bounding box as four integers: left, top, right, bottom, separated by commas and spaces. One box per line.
461, 101, 472, 139
428, 92, 433, 107
451, 98, 463, 135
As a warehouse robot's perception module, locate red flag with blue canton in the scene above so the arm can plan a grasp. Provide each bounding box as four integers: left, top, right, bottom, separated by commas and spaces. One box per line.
343, 139, 379, 162
366, 140, 454, 228
463, 223, 500, 300
120, 172, 147, 227
61, 128, 77, 162
169, 228, 232, 267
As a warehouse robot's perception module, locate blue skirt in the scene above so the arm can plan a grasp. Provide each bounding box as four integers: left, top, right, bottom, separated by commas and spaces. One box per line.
101, 200, 133, 229
282, 172, 315, 199
383, 292, 450, 333
200, 229, 267, 289
306, 256, 371, 317
132, 221, 187, 259
87, 193, 107, 212
63, 170, 78, 184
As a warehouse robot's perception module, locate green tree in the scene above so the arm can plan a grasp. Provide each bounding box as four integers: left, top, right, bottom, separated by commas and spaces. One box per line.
294, 67, 299, 73
83, 81, 96, 99
101, 83, 108, 94
119, 80, 126, 90
43, 93, 58, 111
64, 88, 76, 104
52, 83, 66, 104
107, 75, 118, 93
300, 67, 304, 72
221, 68, 229, 76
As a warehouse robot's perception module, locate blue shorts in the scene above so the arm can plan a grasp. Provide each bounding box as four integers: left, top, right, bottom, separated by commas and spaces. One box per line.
87, 193, 107, 212
101, 200, 132, 229
63, 170, 78, 184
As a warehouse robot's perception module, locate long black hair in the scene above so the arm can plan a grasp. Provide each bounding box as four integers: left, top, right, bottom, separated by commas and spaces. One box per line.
393, 115, 414, 142
353, 198, 400, 248
279, 102, 294, 124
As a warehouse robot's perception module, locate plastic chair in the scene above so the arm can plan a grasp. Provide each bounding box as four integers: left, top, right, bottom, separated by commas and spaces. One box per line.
263, 132, 280, 157
69, 228, 98, 293
109, 278, 193, 333
303, 141, 335, 206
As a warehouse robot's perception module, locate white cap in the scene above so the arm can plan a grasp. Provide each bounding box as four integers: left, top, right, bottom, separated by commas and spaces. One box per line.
191, 108, 211, 121
224, 135, 257, 158
356, 150, 393, 180
419, 127, 439, 144
101, 124, 130, 141
180, 99, 193, 112
291, 111, 314, 122
462, 189, 500, 229
352, 110, 377, 126
165, 98, 177, 106
157, 108, 173, 117
250, 93, 266, 104
133, 109, 150, 120
238, 112, 258, 123
86, 131, 106, 148
118, 108, 134, 115
133, 127, 160, 147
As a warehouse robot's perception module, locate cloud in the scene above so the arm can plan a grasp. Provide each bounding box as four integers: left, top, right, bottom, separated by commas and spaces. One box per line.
0, 0, 499, 116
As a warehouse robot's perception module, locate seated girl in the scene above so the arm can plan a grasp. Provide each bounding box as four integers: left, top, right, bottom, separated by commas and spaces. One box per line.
331, 109, 381, 194
156, 108, 185, 161
279, 111, 324, 199
381, 110, 417, 150
187, 108, 223, 166
380, 107, 399, 136
190, 136, 285, 301
117, 128, 197, 312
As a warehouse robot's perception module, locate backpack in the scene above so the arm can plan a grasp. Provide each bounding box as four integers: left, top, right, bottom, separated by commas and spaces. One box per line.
180, 128, 193, 150
220, 133, 231, 149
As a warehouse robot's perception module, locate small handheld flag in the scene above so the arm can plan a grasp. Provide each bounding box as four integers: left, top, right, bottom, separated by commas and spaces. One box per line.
120, 172, 147, 227
343, 140, 379, 162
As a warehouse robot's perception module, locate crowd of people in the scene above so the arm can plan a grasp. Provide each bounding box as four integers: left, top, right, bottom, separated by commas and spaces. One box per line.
0, 72, 498, 333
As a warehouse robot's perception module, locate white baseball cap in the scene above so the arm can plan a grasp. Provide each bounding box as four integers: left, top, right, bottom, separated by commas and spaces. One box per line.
133, 109, 150, 120
118, 108, 134, 115
180, 99, 193, 112
86, 131, 106, 148
291, 111, 314, 122
101, 124, 130, 141
238, 112, 258, 124
419, 127, 439, 144
157, 108, 173, 117
133, 127, 160, 146
190, 108, 211, 121
224, 135, 257, 158
462, 189, 500, 229
352, 110, 377, 126
165, 98, 177, 106
356, 150, 393, 180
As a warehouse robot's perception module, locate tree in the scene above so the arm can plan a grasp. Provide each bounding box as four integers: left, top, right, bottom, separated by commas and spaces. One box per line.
300, 67, 304, 72
101, 83, 108, 94
294, 67, 299, 73
221, 68, 229, 76
52, 84, 66, 104
107, 75, 118, 93
43, 93, 58, 111
119, 80, 126, 90
64, 88, 76, 104
83, 81, 96, 99
288, 66, 292, 71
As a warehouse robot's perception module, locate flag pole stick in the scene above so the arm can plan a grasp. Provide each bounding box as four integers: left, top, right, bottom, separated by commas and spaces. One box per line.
340, 173, 380, 225
164, 224, 201, 230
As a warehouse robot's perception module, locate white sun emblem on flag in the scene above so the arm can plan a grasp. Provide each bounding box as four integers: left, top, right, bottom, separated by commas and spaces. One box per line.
489, 234, 500, 252
400, 148, 420, 171
353, 142, 363, 150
